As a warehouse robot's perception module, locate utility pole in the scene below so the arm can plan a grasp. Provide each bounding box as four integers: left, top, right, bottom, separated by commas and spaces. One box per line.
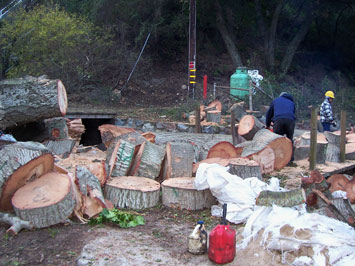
187, 0, 196, 99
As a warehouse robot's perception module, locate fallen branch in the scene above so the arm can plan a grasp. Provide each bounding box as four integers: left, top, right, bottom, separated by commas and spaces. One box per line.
0, 212, 34, 234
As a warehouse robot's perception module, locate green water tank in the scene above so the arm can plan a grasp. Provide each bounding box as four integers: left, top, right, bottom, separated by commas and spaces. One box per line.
230, 67, 250, 98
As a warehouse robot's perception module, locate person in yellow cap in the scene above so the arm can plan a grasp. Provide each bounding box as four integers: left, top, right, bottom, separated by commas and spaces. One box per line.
320, 91, 335, 131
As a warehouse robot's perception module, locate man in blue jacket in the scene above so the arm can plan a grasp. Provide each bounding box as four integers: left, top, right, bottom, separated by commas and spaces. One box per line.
266, 92, 296, 164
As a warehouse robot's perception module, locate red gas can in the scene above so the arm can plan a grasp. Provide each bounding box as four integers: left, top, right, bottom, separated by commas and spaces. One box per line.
208, 204, 236, 264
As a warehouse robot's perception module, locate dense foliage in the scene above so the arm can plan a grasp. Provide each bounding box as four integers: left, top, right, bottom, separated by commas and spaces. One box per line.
89, 208, 145, 228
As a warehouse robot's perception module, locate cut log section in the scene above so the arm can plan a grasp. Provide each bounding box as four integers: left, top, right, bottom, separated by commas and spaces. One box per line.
161, 177, 217, 210
207, 141, 238, 159
67, 119, 85, 141
43, 117, 69, 140
331, 198, 355, 226
256, 188, 306, 207
227, 158, 262, 180
75, 166, 107, 218
206, 110, 221, 123
107, 139, 139, 178
98, 124, 135, 148
84, 161, 107, 186
237, 115, 264, 140
129, 141, 165, 180
11, 172, 75, 228
162, 142, 194, 180
241, 129, 292, 172
324, 131, 341, 163
142, 132, 156, 143
0, 76, 67, 129
346, 133, 355, 143
206, 99, 222, 112
105, 176, 160, 209
0, 142, 54, 211
298, 132, 327, 146
230, 102, 247, 122
43, 139, 76, 156
345, 142, 355, 160
192, 158, 230, 175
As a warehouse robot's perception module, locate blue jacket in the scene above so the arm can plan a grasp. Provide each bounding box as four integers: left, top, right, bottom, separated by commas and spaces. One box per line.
266, 93, 296, 127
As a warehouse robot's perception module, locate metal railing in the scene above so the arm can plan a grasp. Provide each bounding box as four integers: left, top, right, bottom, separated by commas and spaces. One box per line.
0, 0, 23, 20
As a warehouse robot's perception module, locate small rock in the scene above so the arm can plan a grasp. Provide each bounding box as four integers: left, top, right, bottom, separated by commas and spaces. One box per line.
113, 118, 126, 126
142, 123, 155, 132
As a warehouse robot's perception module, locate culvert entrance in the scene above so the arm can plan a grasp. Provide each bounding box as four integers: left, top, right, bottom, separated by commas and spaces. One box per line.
79, 118, 112, 146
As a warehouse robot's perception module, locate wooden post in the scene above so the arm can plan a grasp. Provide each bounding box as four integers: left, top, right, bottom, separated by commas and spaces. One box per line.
195, 105, 202, 133
340, 110, 346, 162
249, 84, 253, 111
309, 107, 318, 170
231, 111, 236, 145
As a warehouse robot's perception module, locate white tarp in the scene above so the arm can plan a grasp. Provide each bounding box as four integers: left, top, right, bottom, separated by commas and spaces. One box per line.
194, 163, 355, 266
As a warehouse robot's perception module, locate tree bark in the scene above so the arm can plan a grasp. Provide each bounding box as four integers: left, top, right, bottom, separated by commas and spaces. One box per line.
324, 131, 341, 163
215, 0, 243, 67
0, 76, 67, 130
161, 177, 217, 210
0, 141, 54, 211
43, 139, 76, 156
12, 172, 75, 228
237, 115, 264, 141
105, 176, 160, 209
43, 117, 69, 140
256, 188, 306, 207
98, 124, 136, 148
227, 158, 262, 180
0, 212, 34, 234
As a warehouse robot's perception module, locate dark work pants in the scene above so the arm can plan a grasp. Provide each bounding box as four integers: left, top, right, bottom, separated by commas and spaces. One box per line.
273, 118, 295, 162
322, 122, 331, 132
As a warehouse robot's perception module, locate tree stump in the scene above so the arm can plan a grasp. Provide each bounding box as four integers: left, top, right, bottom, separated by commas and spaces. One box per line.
98, 124, 136, 148
207, 141, 238, 159
227, 158, 262, 180
192, 158, 230, 175
237, 115, 264, 140
161, 177, 217, 210
298, 132, 327, 146
345, 143, 355, 160
105, 176, 160, 209
241, 129, 292, 172
129, 141, 165, 180
294, 131, 328, 164
43, 139, 76, 156
162, 142, 194, 180
107, 139, 138, 178
0, 142, 54, 211
206, 110, 221, 123
324, 131, 341, 162
0, 76, 67, 130
11, 172, 75, 228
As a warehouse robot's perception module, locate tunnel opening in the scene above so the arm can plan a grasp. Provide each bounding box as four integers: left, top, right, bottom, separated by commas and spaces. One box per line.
79, 118, 112, 146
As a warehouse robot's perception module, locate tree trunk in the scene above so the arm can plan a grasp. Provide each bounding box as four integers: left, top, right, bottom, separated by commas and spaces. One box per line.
227, 158, 262, 180
162, 142, 194, 180
237, 115, 264, 141
215, 0, 243, 67
154, 132, 233, 161
241, 129, 292, 172
254, 0, 269, 50
129, 141, 165, 180
161, 177, 217, 210
266, 0, 284, 71
207, 141, 239, 159
11, 172, 75, 228
256, 188, 306, 207
280, 2, 315, 75
0, 141, 54, 211
0, 76, 67, 130
43, 139, 76, 156
104, 176, 160, 209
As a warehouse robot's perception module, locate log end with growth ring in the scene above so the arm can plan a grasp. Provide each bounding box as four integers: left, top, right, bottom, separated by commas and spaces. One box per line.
12, 172, 75, 228
57, 80, 68, 116
207, 141, 238, 159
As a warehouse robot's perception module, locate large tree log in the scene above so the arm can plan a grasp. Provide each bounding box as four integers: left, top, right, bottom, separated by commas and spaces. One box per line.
129, 141, 165, 179
237, 115, 264, 141
98, 124, 136, 148
207, 141, 238, 159
162, 142, 194, 180
0, 212, 34, 234
161, 177, 217, 210
75, 166, 107, 218
227, 158, 262, 180
0, 142, 54, 211
105, 176, 160, 209
11, 172, 75, 228
256, 188, 306, 207
154, 132, 233, 161
107, 139, 139, 178
331, 198, 355, 225
0, 76, 67, 130
241, 129, 292, 172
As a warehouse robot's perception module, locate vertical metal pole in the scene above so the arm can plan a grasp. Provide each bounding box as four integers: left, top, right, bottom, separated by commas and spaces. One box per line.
309, 107, 318, 170
340, 110, 346, 162
187, 0, 196, 99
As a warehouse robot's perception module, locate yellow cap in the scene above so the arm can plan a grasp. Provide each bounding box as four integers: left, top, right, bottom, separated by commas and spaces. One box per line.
325, 91, 335, 98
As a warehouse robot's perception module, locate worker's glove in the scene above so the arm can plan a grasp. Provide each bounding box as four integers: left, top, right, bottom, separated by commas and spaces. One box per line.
331, 121, 337, 127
